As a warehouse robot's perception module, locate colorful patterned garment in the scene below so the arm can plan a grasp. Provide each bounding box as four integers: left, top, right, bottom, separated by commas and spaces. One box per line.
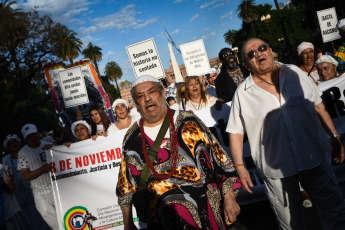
116, 111, 240, 229
335, 41, 345, 74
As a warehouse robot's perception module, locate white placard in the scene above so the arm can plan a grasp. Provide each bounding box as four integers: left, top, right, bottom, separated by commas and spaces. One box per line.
126, 38, 165, 79
317, 7, 341, 43
180, 39, 211, 76
58, 66, 89, 108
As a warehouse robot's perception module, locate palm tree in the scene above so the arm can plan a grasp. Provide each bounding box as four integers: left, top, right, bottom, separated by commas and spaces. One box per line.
237, 0, 258, 37
223, 30, 236, 46
54, 27, 82, 64
104, 61, 123, 98
82, 42, 102, 76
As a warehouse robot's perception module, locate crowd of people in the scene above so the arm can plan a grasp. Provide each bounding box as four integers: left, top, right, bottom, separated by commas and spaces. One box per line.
1, 17, 345, 230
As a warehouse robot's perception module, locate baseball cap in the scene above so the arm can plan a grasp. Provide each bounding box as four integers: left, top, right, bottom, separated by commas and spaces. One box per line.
21, 124, 38, 139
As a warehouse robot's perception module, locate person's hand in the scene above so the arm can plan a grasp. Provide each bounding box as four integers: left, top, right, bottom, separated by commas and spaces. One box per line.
223, 189, 240, 226
92, 135, 100, 141
4, 175, 12, 185
215, 99, 224, 111
42, 144, 53, 150
330, 137, 344, 164
63, 142, 72, 148
236, 166, 253, 194
103, 131, 108, 137
40, 163, 52, 173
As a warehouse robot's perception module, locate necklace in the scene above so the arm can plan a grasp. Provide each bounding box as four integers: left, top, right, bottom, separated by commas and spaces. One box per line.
190, 99, 201, 110
227, 67, 239, 74
302, 64, 317, 82
257, 66, 280, 86
139, 107, 178, 180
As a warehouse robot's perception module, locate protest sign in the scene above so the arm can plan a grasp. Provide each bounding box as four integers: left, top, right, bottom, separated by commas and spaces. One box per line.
126, 38, 165, 79
180, 39, 211, 76
317, 7, 341, 43
43, 59, 112, 125
48, 130, 145, 230
58, 66, 89, 108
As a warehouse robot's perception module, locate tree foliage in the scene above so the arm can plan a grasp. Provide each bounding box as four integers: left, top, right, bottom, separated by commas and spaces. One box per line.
82, 42, 102, 76
104, 61, 123, 98
237, 0, 259, 36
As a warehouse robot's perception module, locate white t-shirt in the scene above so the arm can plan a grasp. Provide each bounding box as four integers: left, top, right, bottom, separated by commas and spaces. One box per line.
107, 116, 138, 132
18, 141, 52, 196
183, 95, 217, 111
96, 125, 105, 135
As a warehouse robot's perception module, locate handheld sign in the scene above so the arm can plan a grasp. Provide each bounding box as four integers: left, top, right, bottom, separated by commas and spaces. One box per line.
180, 39, 211, 76
58, 66, 89, 108
317, 7, 341, 43
126, 38, 165, 79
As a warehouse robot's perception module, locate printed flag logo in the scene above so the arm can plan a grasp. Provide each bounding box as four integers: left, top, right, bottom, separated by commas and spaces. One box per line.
63, 206, 88, 230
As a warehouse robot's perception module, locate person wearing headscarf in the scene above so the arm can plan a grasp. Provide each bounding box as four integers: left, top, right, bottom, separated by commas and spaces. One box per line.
297, 42, 320, 83
335, 19, 345, 74
107, 99, 138, 132
316, 55, 343, 81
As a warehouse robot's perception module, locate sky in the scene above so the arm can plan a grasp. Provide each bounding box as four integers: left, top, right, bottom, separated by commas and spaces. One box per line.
16, 0, 277, 83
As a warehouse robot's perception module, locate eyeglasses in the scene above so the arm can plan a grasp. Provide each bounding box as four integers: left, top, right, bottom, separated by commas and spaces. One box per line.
246, 44, 269, 60
222, 52, 235, 58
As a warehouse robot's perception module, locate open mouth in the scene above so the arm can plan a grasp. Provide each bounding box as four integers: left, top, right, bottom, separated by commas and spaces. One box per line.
146, 104, 156, 111
258, 57, 266, 63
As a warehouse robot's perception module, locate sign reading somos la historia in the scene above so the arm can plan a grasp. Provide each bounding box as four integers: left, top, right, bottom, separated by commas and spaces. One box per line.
180, 39, 211, 76
58, 66, 89, 108
126, 38, 165, 79
317, 7, 341, 43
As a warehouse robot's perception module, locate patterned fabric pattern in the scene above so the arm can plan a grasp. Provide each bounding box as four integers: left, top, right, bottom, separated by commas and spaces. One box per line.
116, 111, 239, 229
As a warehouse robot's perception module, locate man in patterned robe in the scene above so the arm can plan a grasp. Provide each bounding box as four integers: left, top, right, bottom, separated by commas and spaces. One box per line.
116, 75, 241, 230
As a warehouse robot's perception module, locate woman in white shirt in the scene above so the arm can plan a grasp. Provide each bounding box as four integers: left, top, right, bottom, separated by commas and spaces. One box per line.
108, 99, 138, 132
182, 76, 217, 111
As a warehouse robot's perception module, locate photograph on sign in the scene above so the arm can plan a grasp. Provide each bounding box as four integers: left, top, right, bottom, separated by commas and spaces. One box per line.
126, 38, 165, 79
58, 66, 89, 108
317, 7, 341, 43
180, 39, 211, 76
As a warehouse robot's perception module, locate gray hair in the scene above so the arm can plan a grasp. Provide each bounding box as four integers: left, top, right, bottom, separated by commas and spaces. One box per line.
241, 37, 268, 63
131, 81, 164, 105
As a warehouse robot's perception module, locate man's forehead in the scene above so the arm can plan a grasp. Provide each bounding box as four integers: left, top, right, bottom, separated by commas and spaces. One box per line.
317, 62, 334, 68
134, 81, 157, 93
245, 39, 264, 51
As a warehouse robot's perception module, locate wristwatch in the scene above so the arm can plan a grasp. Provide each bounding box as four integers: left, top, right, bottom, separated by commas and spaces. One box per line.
331, 133, 341, 139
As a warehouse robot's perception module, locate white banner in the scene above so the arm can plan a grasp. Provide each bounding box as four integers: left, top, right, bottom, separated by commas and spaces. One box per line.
317, 7, 341, 43
48, 130, 145, 230
126, 38, 165, 79
180, 39, 211, 76
58, 66, 89, 108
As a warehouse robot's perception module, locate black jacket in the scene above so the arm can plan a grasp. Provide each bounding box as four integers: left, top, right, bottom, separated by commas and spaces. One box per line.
215, 64, 250, 102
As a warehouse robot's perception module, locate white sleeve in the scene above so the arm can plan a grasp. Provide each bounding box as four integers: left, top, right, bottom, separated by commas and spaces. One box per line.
226, 91, 245, 134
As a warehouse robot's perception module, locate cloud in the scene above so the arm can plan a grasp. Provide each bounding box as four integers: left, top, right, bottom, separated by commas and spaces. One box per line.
18, 0, 91, 14
220, 11, 233, 20
173, 0, 185, 3
81, 35, 103, 48
204, 27, 210, 31
64, 7, 88, 17
201, 32, 216, 40
104, 51, 116, 59
170, 29, 180, 35
190, 14, 200, 21
200, 0, 228, 10
78, 5, 158, 34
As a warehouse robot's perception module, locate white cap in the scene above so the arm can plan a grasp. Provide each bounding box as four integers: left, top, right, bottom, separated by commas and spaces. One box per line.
336, 19, 345, 31
3, 134, 21, 149
209, 68, 217, 74
21, 124, 38, 139
71, 121, 91, 137
112, 99, 128, 111
315, 55, 339, 67
133, 75, 160, 87
297, 42, 314, 56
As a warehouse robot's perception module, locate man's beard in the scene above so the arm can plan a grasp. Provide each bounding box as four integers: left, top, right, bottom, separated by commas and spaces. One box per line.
226, 61, 237, 69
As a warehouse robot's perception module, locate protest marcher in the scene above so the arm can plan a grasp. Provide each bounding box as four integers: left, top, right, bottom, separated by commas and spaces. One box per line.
335, 19, 345, 74
89, 104, 111, 136
183, 76, 217, 111
0, 163, 34, 230
176, 82, 186, 110
108, 99, 138, 132
297, 42, 320, 83
2, 135, 49, 229
316, 55, 343, 81
164, 74, 177, 99
215, 48, 250, 108
17, 124, 59, 230
41, 131, 55, 145
228, 38, 345, 229
116, 75, 241, 229
71, 120, 91, 141
205, 68, 218, 98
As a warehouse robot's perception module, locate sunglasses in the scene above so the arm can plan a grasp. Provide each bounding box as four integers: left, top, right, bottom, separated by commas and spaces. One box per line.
222, 52, 235, 58
246, 44, 269, 60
